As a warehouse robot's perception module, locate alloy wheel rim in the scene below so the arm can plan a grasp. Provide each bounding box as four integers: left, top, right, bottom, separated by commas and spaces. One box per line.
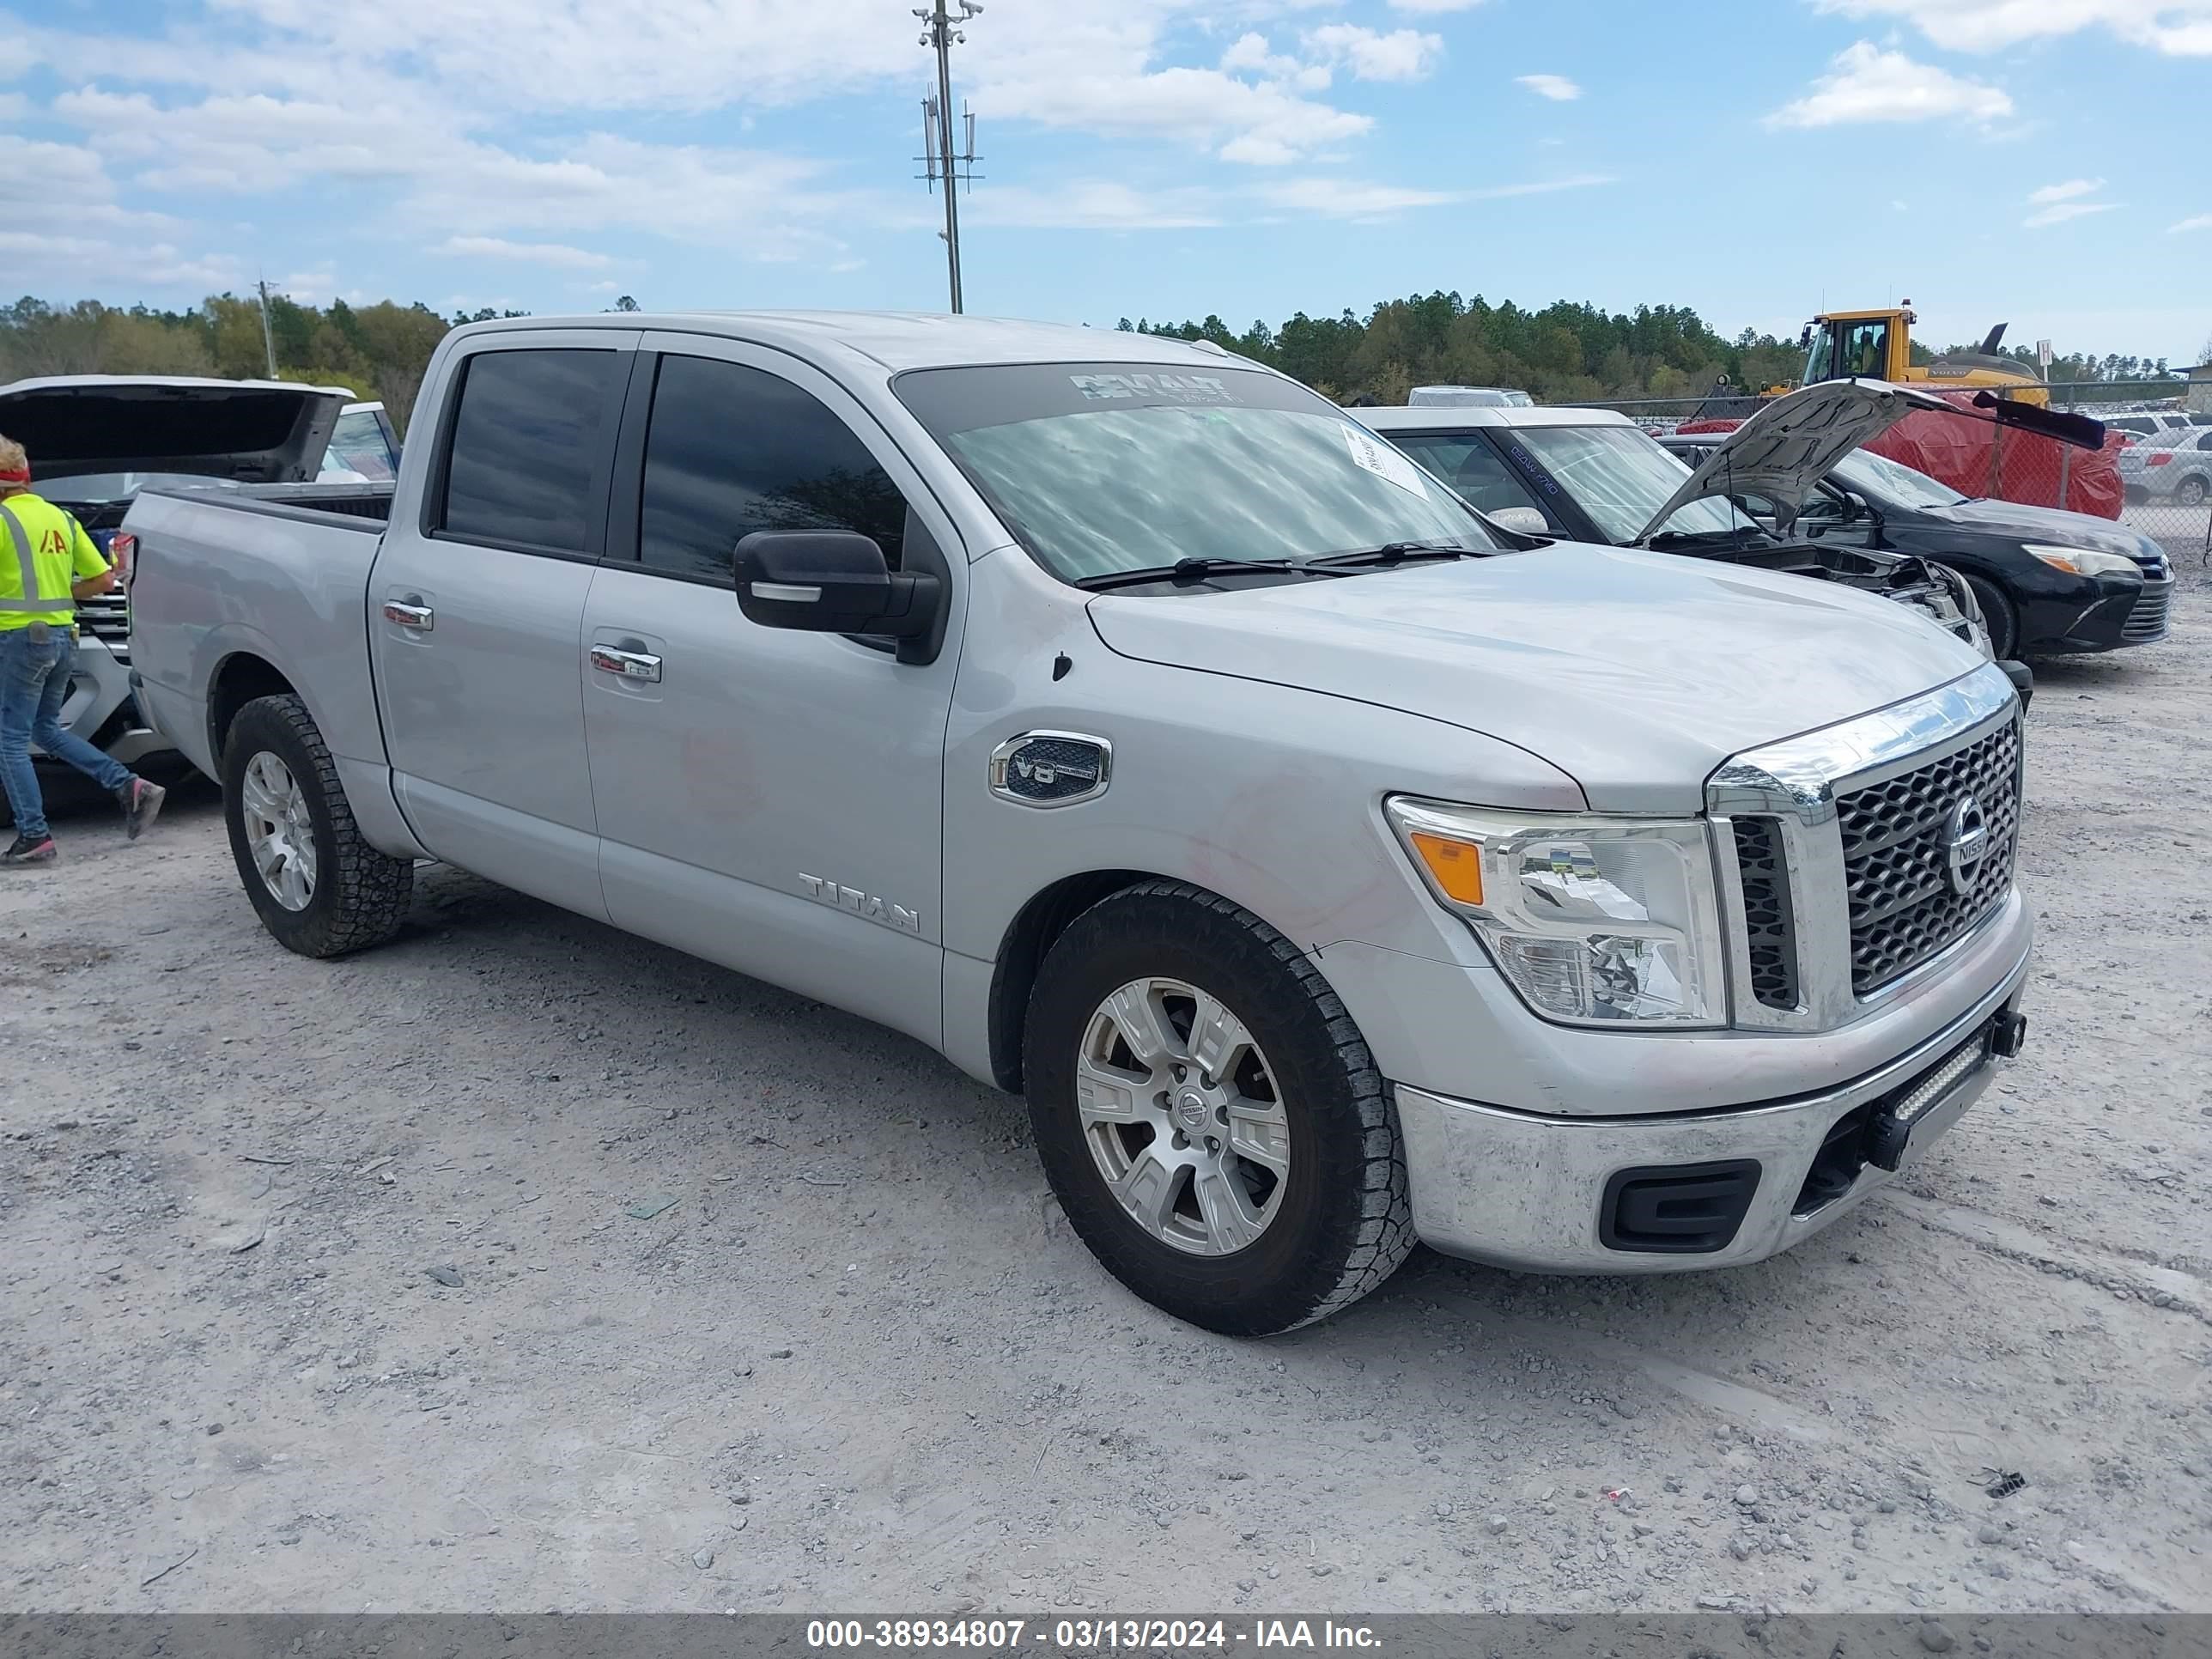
240, 751, 318, 911
1075, 976, 1291, 1256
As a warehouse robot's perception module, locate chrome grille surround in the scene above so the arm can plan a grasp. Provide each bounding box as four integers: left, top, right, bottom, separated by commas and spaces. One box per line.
1706, 661, 2021, 1032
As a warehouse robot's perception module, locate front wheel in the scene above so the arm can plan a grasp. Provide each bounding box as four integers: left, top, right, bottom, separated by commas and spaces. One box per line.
1024, 881, 1414, 1335
1965, 574, 2019, 660
222, 695, 412, 958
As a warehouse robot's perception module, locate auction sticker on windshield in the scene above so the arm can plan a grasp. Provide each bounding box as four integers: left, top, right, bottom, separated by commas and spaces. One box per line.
1068, 372, 1234, 404
1342, 422, 1431, 496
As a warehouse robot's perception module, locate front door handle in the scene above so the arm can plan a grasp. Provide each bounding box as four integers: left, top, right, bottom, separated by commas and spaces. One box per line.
590, 645, 663, 684
383, 599, 434, 630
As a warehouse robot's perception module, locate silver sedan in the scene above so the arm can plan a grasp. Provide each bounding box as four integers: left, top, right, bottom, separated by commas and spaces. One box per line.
2118, 426, 2212, 505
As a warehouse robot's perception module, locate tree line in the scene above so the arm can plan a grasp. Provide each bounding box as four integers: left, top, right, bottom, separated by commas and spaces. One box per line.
1, 289, 2187, 437
1120, 294, 2191, 404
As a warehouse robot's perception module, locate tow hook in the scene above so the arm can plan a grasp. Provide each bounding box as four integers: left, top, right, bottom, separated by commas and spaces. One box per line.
1990, 1008, 2029, 1059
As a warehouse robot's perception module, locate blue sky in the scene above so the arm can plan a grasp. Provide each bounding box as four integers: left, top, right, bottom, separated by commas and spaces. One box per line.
5, 0, 2209, 365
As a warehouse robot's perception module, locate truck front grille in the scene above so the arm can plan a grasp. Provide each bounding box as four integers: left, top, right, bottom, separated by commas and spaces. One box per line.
1730, 817, 1798, 1011
1835, 718, 2021, 995
75, 592, 131, 644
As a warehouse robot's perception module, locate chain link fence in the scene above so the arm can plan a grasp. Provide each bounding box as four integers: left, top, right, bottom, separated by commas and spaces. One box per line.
1560, 381, 2211, 570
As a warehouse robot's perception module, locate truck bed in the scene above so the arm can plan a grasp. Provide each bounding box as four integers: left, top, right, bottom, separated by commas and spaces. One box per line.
123, 484, 392, 787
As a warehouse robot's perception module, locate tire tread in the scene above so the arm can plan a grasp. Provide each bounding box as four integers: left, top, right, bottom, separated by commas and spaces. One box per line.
225, 696, 411, 958
1034, 878, 1415, 1334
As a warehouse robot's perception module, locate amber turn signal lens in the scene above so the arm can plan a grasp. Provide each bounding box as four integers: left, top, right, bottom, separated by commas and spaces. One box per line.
1408, 830, 1484, 906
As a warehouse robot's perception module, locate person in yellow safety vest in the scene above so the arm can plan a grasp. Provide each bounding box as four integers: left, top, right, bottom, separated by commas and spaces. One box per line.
0, 434, 167, 865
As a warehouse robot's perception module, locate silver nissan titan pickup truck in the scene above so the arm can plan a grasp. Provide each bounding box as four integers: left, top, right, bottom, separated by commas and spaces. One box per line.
123, 313, 2035, 1335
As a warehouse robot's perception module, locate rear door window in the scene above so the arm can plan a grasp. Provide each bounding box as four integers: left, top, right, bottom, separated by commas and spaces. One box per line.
635, 353, 908, 586
438, 349, 623, 554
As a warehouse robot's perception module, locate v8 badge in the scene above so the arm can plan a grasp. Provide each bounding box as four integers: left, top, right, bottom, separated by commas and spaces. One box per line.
989, 732, 1112, 808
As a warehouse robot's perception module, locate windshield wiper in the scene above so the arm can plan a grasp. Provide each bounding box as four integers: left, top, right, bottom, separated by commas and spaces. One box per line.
1073, 556, 1346, 592
1306, 542, 1481, 569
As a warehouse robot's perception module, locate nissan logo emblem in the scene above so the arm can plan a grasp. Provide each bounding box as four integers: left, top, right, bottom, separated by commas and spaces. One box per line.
1943, 793, 1990, 895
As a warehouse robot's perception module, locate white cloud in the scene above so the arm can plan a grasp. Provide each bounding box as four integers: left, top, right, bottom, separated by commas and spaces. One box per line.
1516, 73, 1581, 100
274, 270, 370, 305
1218, 32, 1328, 90
1814, 0, 2212, 56
0, 228, 243, 291
1466, 172, 1616, 198
1257, 178, 1459, 217
1765, 41, 2013, 127
970, 181, 1221, 230
18, 0, 1474, 288
436, 234, 617, 270
1256, 171, 1613, 218
2170, 213, 2212, 233
1302, 25, 1444, 82
1388, 0, 1486, 9
2028, 177, 2103, 204
2023, 178, 2119, 227
2024, 200, 2118, 227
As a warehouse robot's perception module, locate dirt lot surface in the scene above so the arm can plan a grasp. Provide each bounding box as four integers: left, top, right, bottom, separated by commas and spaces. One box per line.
3, 578, 2208, 1619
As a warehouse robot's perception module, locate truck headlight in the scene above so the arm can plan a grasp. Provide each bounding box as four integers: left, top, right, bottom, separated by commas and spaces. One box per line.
2023, 545, 2139, 579
1387, 799, 1727, 1029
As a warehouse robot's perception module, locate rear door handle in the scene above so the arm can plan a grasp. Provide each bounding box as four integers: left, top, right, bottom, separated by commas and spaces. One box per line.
589, 645, 663, 684
383, 600, 434, 630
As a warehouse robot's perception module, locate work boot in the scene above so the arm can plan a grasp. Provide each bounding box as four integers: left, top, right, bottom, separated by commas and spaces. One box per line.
117, 777, 166, 841
2, 833, 58, 866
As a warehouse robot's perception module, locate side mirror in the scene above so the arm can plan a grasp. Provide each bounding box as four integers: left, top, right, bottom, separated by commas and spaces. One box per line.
1486, 506, 1550, 537
734, 531, 940, 641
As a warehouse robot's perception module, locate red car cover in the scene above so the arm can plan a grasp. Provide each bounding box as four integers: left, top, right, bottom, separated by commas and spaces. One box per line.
1679, 392, 2124, 520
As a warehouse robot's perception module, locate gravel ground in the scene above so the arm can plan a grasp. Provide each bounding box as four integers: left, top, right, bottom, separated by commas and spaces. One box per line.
2, 586, 2207, 1618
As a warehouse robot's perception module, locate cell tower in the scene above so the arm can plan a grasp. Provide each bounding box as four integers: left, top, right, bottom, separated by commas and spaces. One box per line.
915, 2, 983, 313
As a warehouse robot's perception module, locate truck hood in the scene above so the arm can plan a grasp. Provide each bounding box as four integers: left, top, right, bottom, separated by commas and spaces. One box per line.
1087, 544, 1990, 814
1635, 380, 1968, 542
0, 375, 354, 488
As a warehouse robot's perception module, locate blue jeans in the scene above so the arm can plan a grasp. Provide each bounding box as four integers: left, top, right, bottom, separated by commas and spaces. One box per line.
0, 626, 133, 839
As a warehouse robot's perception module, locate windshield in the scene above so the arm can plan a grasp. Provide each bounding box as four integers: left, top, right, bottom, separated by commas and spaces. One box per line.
1503, 424, 1753, 543
1803, 327, 1835, 385
38, 471, 243, 505
894, 363, 1492, 583
322, 409, 398, 481
1832, 448, 1966, 509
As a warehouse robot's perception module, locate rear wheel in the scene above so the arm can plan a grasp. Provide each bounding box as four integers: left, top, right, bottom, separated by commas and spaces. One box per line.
222, 695, 411, 958
1965, 574, 2018, 659
1024, 881, 1414, 1335
2177, 476, 2208, 508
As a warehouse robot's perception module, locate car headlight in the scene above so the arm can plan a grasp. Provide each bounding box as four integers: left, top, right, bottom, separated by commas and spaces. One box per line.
2024, 544, 2140, 579
1386, 799, 1727, 1029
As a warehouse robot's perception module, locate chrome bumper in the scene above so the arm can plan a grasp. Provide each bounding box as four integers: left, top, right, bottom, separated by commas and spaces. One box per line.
1395, 945, 2031, 1273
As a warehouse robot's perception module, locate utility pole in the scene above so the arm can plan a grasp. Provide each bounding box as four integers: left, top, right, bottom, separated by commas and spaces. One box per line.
255, 278, 278, 378
915, 2, 983, 313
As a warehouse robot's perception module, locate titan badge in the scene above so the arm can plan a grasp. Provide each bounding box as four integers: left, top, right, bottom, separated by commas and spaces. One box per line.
799, 874, 921, 934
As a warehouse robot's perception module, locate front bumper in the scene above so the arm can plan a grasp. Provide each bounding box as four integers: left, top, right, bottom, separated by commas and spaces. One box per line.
2032, 575, 2169, 653
1394, 946, 2031, 1273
